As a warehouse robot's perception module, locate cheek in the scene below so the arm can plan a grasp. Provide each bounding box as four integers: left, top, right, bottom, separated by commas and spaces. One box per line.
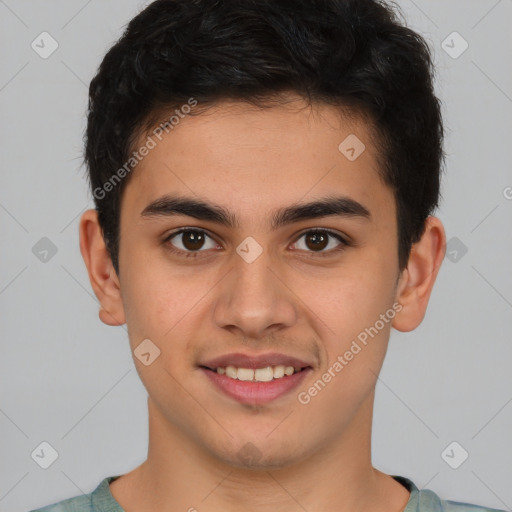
307, 262, 390, 329
120, 256, 218, 365
119, 247, 181, 338
125, 279, 190, 340
304, 255, 396, 366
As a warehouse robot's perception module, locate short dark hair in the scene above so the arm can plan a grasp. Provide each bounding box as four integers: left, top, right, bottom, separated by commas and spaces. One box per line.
84, 0, 445, 277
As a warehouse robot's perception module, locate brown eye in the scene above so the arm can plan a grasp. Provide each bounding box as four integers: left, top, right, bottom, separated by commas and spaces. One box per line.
165, 229, 218, 256
292, 229, 348, 255
181, 230, 206, 251
304, 231, 329, 251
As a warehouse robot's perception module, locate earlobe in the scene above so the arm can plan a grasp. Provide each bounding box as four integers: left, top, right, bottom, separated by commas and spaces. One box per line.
79, 209, 126, 327
392, 216, 446, 332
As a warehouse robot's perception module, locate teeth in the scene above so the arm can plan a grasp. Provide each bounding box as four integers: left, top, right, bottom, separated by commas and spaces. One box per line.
273, 365, 285, 379
237, 368, 254, 381
216, 365, 302, 382
225, 366, 237, 379
254, 367, 273, 382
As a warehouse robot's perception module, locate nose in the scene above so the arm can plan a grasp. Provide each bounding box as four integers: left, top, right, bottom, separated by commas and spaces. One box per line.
212, 246, 297, 340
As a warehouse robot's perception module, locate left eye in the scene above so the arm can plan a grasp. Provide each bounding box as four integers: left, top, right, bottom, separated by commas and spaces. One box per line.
291, 229, 348, 254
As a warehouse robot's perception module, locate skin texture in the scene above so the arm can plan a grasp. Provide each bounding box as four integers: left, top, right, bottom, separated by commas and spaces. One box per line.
79, 94, 446, 512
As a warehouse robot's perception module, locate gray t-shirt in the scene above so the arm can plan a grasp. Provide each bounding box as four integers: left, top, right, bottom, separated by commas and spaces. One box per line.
30, 475, 507, 512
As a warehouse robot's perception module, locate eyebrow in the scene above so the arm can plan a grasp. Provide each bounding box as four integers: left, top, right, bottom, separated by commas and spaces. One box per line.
140, 194, 372, 229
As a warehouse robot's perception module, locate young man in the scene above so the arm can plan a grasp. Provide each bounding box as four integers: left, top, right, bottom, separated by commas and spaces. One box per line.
31, 0, 506, 511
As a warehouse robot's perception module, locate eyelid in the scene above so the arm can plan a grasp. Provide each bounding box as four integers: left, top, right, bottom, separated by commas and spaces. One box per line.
294, 227, 349, 244
163, 227, 214, 242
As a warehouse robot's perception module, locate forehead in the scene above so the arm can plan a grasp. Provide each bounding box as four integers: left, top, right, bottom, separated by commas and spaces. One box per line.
123, 95, 394, 229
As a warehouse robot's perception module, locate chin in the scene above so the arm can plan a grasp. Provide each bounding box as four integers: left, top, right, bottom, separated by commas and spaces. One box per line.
210, 436, 308, 471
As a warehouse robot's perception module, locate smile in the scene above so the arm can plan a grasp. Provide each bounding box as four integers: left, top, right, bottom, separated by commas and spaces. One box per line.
200, 366, 312, 405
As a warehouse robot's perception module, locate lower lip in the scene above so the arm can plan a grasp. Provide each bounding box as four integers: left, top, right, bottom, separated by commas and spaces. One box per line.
201, 367, 312, 405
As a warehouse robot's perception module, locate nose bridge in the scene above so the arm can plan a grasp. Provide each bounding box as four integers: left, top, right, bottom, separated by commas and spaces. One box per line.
213, 244, 296, 338
234, 247, 275, 301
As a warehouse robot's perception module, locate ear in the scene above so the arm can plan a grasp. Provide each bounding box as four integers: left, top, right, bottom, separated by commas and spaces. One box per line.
392, 216, 446, 332
79, 209, 126, 326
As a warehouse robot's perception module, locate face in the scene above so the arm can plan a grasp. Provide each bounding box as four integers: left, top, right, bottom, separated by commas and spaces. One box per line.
89, 94, 415, 469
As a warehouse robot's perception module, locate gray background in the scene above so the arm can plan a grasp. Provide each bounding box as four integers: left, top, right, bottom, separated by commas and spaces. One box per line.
1, 1, 511, 511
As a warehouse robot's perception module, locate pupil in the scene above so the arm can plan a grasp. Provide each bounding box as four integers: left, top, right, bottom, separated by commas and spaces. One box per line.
306, 232, 327, 251
184, 231, 204, 251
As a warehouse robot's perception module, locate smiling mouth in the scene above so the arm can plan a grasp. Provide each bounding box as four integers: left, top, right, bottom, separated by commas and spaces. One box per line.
200, 364, 313, 405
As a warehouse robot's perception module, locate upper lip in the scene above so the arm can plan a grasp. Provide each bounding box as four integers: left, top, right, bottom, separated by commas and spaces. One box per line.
200, 352, 313, 370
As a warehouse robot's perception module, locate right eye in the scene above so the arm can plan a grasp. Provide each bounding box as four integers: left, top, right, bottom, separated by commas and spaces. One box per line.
163, 228, 220, 258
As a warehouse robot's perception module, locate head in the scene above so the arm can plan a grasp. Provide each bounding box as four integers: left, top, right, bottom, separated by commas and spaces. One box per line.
80, 0, 446, 469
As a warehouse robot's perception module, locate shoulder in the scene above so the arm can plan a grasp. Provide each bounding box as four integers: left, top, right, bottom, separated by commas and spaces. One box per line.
29, 476, 122, 512
29, 494, 93, 512
30, 493, 94, 512
419, 488, 507, 512
396, 476, 508, 512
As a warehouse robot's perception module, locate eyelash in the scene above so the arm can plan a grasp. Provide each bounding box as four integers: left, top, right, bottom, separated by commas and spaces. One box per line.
162, 228, 352, 259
